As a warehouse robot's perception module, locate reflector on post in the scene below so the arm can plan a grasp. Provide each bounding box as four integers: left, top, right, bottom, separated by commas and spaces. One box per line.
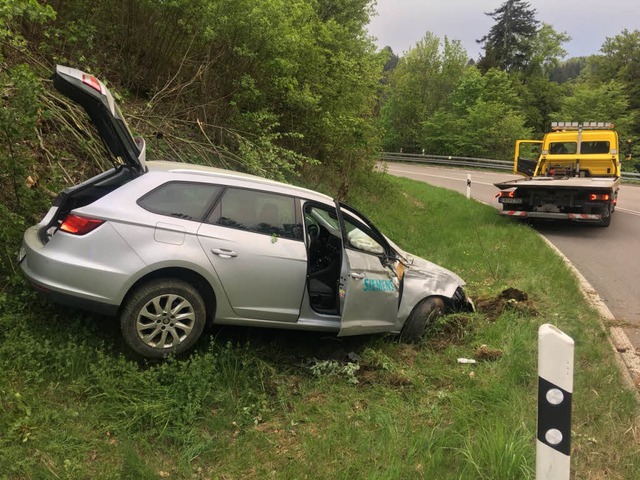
537, 324, 574, 479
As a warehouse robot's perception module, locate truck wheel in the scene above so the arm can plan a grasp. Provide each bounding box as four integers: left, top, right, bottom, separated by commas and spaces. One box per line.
120, 279, 207, 358
400, 297, 445, 344
599, 206, 612, 227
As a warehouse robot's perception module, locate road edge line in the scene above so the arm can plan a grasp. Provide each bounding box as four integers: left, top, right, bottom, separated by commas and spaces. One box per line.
540, 236, 640, 402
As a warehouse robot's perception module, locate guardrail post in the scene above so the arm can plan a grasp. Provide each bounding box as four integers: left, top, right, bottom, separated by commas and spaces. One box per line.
537, 324, 574, 479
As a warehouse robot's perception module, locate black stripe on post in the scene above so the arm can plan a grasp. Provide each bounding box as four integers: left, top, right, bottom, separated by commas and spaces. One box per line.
537, 376, 572, 456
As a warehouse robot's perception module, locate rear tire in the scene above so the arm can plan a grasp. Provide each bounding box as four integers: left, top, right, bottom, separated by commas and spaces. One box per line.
400, 297, 445, 344
120, 279, 207, 358
598, 205, 612, 227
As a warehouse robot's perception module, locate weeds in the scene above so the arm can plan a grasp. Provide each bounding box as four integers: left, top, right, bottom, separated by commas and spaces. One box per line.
309, 359, 361, 385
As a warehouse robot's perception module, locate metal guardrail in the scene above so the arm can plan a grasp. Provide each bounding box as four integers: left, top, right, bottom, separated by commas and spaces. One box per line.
379, 152, 640, 180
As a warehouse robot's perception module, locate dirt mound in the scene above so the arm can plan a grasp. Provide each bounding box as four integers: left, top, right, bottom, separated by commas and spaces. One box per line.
475, 288, 538, 321
474, 344, 504, 361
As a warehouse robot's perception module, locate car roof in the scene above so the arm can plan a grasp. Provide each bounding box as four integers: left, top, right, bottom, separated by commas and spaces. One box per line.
146, 160, 334, 204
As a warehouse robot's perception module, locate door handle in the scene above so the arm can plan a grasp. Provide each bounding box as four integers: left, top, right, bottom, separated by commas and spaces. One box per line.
350, 272, 365, 279
211, 248, 238, 258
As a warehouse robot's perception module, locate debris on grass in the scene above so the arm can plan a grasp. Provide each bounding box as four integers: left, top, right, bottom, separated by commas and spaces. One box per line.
475, 287, 538, 321
457, 358, 477, 364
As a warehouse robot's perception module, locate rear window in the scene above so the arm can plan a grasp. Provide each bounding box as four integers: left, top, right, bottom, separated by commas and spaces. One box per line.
138, 182, 222, 220
581, 141, 610, 154
549, 142, 577, 154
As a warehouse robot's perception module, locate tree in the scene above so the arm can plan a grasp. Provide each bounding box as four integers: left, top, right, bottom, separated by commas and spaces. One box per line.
527, 23, 570, 76
380, 33, 468, 152
583, 29, 640, 132
421, 67, 531, 158
477, 0, 539, 73
550, 58, 587, 84
553, 80, 636, 136
381, 46, 399, 72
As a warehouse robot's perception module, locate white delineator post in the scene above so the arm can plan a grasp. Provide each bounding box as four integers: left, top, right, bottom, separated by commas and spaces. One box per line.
537, 324, 574, 479
466, 174, 471, 199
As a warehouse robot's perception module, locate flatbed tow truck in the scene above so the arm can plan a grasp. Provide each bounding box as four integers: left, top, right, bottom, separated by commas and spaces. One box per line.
495, 122, 626, 227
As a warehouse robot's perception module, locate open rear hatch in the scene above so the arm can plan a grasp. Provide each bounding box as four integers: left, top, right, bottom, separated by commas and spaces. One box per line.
53, 65, 146, 173
39, 66, 148, 241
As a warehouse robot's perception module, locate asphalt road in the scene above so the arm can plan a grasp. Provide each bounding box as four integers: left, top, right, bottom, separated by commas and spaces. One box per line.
383, 162, 640, 347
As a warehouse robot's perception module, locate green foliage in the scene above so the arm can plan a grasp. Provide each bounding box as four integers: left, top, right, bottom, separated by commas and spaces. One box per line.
527, 23, 570, 77
553, 80, 636, 135
0, 0, 55, 54
309, 360, 360, 384
414, 67, 532, 158
515, 73, 564, 132
1, 0, 384, 201
583, 29, 640, 132
0, 64, 48, 278
380, 33, 468, 152
550, 57, 587, 84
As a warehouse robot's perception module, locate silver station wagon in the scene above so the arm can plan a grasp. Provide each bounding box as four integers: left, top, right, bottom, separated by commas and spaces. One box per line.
19, 66, 474, 358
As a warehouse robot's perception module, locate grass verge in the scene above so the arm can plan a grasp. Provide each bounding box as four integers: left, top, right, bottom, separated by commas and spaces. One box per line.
0, 173, 638, 479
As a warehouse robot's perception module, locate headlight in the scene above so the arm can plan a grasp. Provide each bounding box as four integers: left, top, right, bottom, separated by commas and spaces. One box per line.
452, 287, 475, 312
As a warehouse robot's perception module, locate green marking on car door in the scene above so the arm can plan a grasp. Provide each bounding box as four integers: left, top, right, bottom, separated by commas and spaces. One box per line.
363, 278, 395, 292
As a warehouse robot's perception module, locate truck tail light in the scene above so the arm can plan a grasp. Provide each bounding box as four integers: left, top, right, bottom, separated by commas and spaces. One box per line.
497, 191, 516, 198
59, 214, 105, 235
589, 193, 610, 201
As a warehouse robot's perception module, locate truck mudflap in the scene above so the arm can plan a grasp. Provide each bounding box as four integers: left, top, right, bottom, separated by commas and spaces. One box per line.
499, 211, 602, 222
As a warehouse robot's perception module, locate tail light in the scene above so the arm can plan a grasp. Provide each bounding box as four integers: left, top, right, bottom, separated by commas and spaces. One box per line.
589, 193, 610, 202
82, 74, 103, 94
59, 214, 105, 235
497, 191, 515, 198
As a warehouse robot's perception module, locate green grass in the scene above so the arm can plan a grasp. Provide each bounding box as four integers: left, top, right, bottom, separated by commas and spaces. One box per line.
1, 173, 638, 479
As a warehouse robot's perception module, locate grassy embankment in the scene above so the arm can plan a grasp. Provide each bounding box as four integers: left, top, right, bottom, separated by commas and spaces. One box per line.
0, 174, 638, 479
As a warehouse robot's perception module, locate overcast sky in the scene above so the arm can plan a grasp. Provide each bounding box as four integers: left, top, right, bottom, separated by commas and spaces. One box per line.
367, 0, 640, 60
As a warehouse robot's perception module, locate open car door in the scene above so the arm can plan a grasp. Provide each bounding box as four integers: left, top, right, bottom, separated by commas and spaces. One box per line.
514, 140, 542, 176
336, 203, 401, 336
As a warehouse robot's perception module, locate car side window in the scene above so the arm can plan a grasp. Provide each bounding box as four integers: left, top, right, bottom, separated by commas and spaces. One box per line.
208, 188, 302, 240
138, 182, 222, 220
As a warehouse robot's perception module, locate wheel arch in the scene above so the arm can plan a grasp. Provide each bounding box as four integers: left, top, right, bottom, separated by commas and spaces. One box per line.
119, 267, 217, 322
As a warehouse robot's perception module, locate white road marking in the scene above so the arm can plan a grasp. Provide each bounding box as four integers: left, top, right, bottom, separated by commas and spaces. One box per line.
387, 167, 497, 186
616, 207, 640, 217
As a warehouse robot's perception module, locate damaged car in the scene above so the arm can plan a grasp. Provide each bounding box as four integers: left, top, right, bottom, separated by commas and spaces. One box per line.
19, 66, 474, 358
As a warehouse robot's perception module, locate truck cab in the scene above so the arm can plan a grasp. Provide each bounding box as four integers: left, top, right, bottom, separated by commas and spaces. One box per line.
515, 122, 621, 179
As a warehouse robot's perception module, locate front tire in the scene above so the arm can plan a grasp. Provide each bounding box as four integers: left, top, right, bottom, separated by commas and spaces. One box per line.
400, 297, 445, 344
120, 279, 207, 358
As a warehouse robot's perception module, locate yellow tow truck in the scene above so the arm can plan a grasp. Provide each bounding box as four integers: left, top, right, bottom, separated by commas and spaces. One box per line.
495, 122, 626, 227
